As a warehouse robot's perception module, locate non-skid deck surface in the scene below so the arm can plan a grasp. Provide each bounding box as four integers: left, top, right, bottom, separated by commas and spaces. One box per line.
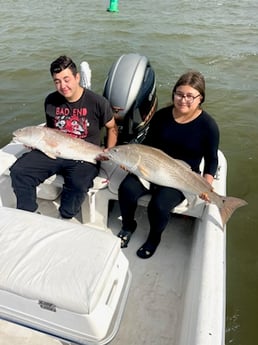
108, 202, 195, 345
0, 321, 61, 345
0, 201, 195, 345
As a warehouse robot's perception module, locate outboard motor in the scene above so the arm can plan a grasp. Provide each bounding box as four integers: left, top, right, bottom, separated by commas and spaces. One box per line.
103, 53, 157, 144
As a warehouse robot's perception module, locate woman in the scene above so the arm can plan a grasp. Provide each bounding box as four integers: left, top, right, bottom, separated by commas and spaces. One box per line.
117, 70, 220, 259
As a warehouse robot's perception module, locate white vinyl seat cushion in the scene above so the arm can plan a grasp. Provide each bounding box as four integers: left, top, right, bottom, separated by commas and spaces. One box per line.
0, 207, 121, 314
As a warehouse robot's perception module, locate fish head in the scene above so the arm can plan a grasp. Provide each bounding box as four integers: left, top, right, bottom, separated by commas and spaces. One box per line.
13, 126, 45, 147
107, 145, 141, 172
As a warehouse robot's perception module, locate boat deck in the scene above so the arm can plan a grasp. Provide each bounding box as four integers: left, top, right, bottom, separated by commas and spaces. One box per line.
0, 200, 195, 345
109, 202, 195, 345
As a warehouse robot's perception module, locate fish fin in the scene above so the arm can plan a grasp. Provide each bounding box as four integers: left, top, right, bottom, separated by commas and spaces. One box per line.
139, 177, 150, 189
176, 159, 192, 169
219, 196, 248, 225
183, 192, 197, 205
43, 152, 57, 159
138, 166, 149, 178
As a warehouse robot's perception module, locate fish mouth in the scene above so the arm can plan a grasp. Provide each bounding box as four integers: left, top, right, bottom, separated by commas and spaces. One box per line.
106, 152, 114, 160
106, 147, 117, 158
96, 151, 110, 161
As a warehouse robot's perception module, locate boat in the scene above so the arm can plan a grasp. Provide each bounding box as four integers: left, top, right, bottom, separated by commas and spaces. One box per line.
0, 53, 226, 345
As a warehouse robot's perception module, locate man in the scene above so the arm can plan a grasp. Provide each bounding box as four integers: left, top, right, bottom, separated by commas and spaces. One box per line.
10, 55, 117, 219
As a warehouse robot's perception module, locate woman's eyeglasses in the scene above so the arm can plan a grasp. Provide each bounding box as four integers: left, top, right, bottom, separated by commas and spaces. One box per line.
174, 92, 200, 104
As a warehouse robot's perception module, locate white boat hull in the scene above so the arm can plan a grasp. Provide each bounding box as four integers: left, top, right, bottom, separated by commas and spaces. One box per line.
0, 140, 227, 345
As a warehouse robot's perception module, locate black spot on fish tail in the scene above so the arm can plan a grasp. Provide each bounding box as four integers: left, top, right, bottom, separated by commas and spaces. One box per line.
219, 196, 248, 225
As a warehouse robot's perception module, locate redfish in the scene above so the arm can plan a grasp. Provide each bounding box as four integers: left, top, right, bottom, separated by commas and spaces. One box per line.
106, 143, 248, 225
13, 126, 103, 164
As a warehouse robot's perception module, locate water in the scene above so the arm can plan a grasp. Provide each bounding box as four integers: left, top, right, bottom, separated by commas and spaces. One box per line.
0, 0, 257, 343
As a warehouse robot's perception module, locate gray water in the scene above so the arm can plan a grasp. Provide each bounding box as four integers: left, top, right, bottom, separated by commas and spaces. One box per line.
0, 1, 257, 344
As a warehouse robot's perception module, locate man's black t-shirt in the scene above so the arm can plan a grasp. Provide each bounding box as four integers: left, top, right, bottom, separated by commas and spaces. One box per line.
45, 88, 113, 146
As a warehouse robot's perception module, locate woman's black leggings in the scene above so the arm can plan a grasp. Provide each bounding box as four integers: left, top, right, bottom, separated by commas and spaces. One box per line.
118, 173, 185, 244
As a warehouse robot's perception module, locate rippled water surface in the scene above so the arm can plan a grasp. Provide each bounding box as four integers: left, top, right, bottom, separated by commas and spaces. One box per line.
1, 1, 258, 344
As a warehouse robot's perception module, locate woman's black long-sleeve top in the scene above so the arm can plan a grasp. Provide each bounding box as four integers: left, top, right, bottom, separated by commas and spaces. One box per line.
143, 105, 220, 176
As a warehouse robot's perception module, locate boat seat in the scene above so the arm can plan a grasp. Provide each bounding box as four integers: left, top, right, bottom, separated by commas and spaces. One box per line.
0, 145, 109, 225
36, 164, 205, 229
0, 207, 131, 344
87, 161, 206, 229
0, 145, 206, 230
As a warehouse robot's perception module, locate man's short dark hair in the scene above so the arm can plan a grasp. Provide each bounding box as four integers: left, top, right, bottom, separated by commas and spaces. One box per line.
50, 55, 77, 76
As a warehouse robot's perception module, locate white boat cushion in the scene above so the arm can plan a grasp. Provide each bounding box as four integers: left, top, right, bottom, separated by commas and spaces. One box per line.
0, 150, 17, 175
36, 174, 109, 200
0, 207, 121, 314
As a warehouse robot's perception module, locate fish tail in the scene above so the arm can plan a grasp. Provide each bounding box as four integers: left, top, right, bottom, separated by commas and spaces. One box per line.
219, 196, 248, 225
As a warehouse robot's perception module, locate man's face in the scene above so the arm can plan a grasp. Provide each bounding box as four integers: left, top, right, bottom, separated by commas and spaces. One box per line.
52, 68, 80, 102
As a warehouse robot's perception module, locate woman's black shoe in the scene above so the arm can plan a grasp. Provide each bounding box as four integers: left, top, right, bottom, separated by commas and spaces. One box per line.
136, 241, 159, 259
117, 220, 137, 248
117, 229, 135, 248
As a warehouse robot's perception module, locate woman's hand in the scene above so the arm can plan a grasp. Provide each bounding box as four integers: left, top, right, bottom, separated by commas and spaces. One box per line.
199, 191, 212, 202
199, 174, 214, 202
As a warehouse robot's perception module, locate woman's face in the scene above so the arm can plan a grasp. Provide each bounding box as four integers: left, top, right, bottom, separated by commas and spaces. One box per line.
173, 85, 202, 114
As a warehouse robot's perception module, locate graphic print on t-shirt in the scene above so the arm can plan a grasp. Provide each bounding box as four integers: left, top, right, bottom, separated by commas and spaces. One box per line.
54, 107, 89, 138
